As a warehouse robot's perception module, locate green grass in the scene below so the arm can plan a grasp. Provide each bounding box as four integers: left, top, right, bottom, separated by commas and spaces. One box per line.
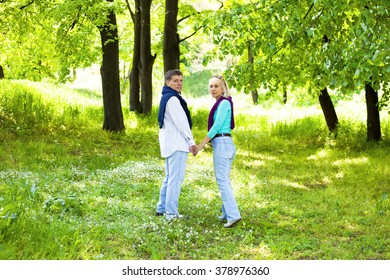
0, 80, 389, 260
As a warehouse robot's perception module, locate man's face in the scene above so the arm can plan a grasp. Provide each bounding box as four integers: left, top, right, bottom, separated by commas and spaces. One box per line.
166, 75, 183, 93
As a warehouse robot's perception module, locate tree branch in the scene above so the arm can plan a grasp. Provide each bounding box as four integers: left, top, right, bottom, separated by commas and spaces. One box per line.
216, 0, 224, 10
179, 26, 202, 43
177, 10, 201, 40
177, 15, 190, 25
273, 2, 317, 56
303, 3, 315, 20
19, 0, 34, 10
124, 0, 135, 22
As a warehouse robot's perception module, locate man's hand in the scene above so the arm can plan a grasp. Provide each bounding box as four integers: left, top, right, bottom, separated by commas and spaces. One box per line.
190, 145, 198, 156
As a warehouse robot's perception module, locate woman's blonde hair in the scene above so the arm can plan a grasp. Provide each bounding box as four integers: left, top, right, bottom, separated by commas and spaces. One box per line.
210, 75, 231, 97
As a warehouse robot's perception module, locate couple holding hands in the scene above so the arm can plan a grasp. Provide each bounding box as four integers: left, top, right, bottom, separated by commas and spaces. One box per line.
156, 69, 241, 228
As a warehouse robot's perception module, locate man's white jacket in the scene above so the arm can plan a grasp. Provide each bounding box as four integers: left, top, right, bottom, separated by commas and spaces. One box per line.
159, 96, 195, 158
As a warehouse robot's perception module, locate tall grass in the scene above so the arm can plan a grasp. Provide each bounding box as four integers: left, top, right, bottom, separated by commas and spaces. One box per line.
0, 80, 389, 260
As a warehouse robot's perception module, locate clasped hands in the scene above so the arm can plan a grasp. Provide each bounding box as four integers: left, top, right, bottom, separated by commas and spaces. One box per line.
189, 143, 206, 156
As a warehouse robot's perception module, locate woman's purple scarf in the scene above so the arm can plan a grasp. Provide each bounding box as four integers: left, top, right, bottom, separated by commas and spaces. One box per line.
207, 96, 235, 131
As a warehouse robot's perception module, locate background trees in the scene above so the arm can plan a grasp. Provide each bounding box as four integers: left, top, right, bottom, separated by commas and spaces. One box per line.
99, 0, 124, 132
163, 0, 180, 73
1, 0, 388, 139
202, 0, 389, 141
0, 0, 124, 131
126, 0, 141, 113
138, 0, 156, 115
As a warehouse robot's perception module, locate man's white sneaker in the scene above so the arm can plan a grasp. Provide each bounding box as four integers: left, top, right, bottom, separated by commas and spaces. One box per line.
224, 218, 242, 228
167, 214, 189, 222
218, 215, 227, 222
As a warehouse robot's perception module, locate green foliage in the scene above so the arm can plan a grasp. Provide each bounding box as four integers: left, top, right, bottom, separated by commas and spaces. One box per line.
378, 82, 390, 112
0, 0, 210, 84
203, 0, 390, 106
1, 0, 389, 113
0, 0, 117, 82
183, 70, 214, 97
1, 81, 389, 259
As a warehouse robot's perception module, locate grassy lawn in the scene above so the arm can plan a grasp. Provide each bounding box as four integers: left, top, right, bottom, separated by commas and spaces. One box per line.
0, 80, 389, 260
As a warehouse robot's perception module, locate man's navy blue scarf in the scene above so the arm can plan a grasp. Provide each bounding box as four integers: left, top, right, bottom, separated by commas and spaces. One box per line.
158, 86, 192, 129
207, 96, 235, 131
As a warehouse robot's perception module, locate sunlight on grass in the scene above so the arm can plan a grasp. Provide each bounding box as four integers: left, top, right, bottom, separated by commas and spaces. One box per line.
126, 117, 140, 129
243, 159, 267, 168
279, 179, 309, 190
307, 149, 331, 160
335, 172, 345, 179
243, 243, 273, 259
197, 187, 219, 201
28, 80, 102, 107
238, 151, 281, 163
68, 66, 102, 92
333, 157, 369, 166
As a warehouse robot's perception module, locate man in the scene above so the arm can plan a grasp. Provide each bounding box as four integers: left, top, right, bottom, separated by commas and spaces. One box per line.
156, 69, 197, 221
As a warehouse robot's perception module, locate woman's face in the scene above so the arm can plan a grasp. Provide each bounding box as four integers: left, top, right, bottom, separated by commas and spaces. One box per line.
208, 78, 224, 100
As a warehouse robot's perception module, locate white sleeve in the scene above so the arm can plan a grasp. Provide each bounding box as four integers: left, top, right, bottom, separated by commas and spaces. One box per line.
166, 97, 195, 146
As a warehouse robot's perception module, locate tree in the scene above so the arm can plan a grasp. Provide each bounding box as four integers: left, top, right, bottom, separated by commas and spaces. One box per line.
163, 1, 203, 73
365, 83, 381, 141
163, 0, 180, 73
0, 0, 125, 131
248, 40, 258, 105
0, 0, 59, 80
125, 0, 141, 113
51, 0, 101, 83
139, 0, 156, 115
98, 0, 125, 132
346, 3, 389, 141
125, 0, 156, 115
316, 36, 339, 133
203, 0, 389, 140
0, 0, 102, 82
319, 88, 339, 133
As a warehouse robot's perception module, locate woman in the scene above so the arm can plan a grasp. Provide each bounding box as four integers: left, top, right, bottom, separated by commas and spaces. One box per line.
196, 75, 241, 228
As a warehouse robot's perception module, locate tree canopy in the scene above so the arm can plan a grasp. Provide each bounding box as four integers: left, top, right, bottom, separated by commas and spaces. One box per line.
202, 0, 389, 100
1, 0, 389, 137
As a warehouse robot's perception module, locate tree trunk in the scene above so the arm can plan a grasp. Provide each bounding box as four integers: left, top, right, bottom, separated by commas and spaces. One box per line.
99, 2, 125, 132
139, 0, 156, 115
318, 87, 339, 133
251, 90, 258, 105
365, 83, 381, 141
248, 41, 258, 105
129, 0, 141, 112
0, 65, 4, 79
163, 0, 180, 73
283, 90, 287, 104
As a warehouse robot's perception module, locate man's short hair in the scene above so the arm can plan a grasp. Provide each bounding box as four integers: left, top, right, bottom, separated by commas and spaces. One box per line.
165, 69, 183, 82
